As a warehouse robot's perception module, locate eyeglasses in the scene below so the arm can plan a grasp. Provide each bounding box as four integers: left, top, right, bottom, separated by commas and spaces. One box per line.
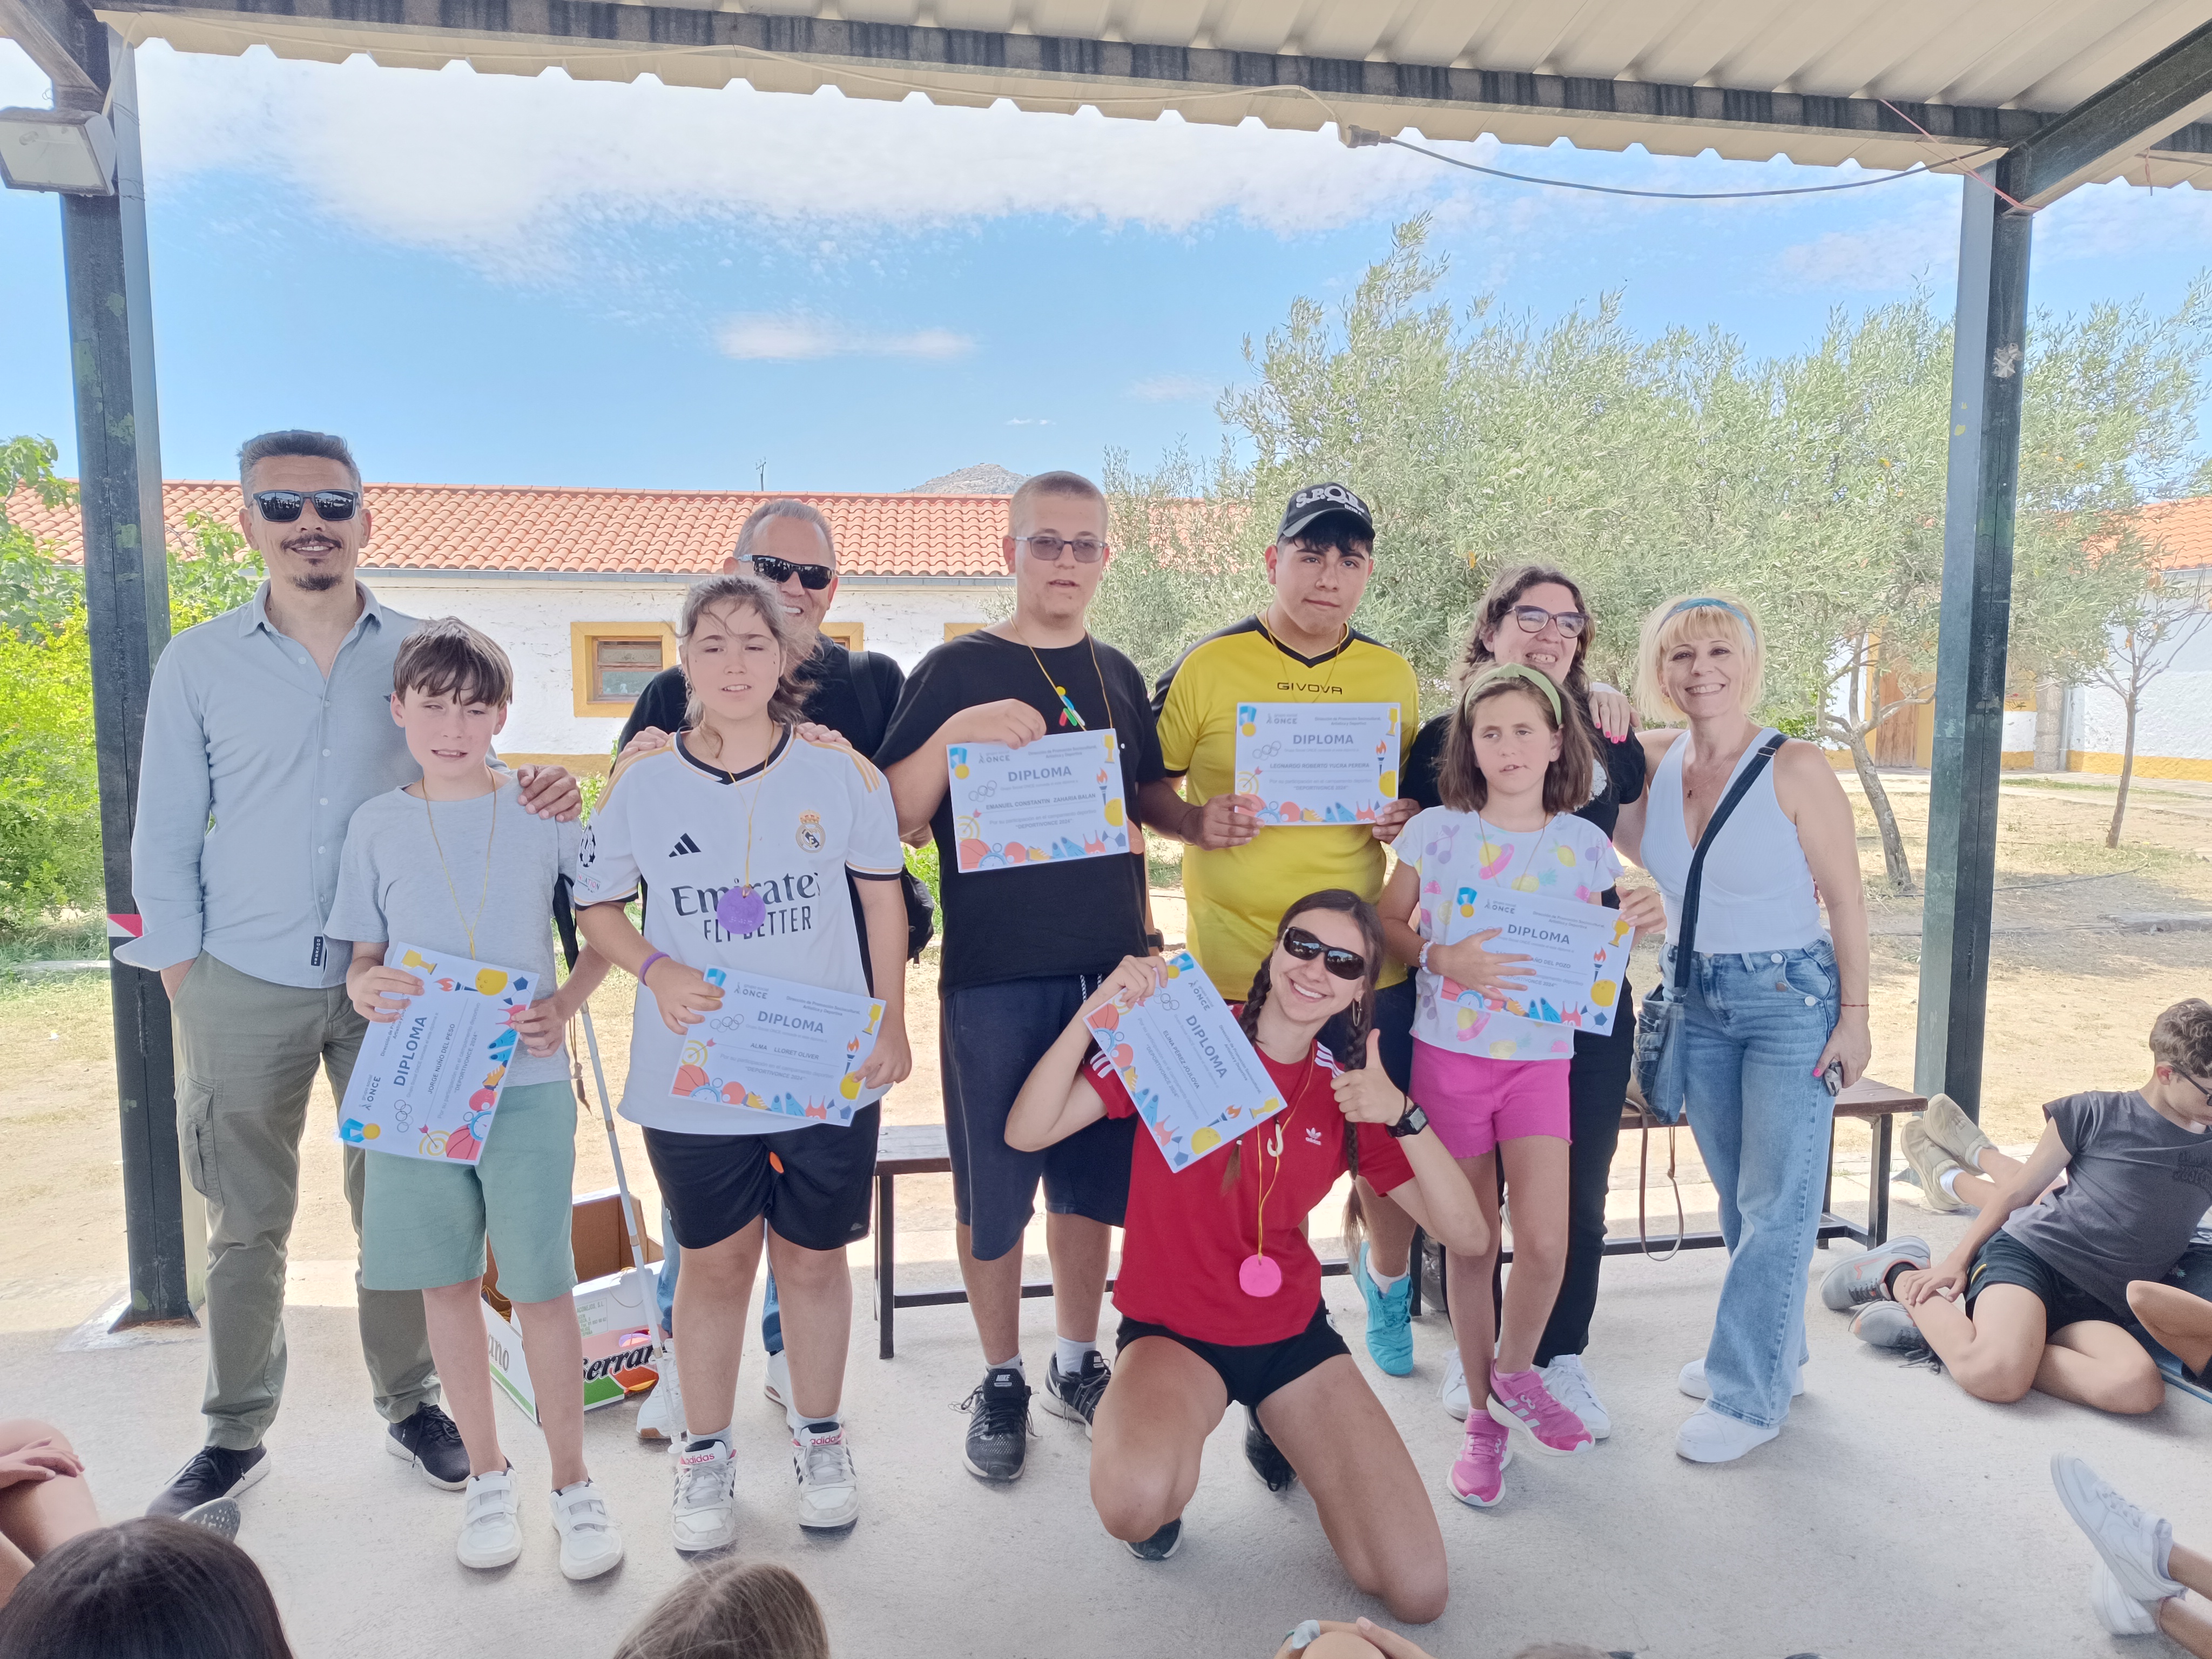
1014, 534, 1108, 564
743, 554, 835, 591
1510, 604, 1588, 638
2178, 1070, 2212, 1107
252, 489, 359, 523
1280, 926, 1367, 982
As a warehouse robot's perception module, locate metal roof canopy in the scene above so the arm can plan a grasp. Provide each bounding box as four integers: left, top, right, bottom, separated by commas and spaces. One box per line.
6, 1, 2212, 1328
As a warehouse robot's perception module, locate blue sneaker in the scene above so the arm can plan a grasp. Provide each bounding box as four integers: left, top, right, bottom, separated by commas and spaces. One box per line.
1355, 1243, 1413, 1377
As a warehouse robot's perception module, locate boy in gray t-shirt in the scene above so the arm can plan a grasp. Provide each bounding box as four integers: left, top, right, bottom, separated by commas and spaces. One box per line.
326, 618, 624, 1582
1823, 997, 2212, 1418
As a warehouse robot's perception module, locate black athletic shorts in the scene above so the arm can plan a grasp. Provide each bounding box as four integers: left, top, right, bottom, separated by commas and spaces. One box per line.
1966, 1230, 2150, 1342
643, 1103, 880, 1254
1115, 1303, 1350, 1408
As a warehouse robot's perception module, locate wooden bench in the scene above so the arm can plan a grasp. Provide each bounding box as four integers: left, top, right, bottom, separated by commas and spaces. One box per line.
873, 1078, 1926, 1354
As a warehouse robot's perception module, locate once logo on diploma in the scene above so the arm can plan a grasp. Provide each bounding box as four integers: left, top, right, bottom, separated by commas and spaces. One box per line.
1234, 703, 1401, 826
1436, 887, 1635, 1035
336, 943, 529, 1164
1084, 952, 1286, 1172
948, 729, 1129, 872
670, 966, 885, 1126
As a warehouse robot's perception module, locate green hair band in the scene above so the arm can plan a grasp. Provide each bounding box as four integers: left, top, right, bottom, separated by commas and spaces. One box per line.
1466, 662, 1562, 723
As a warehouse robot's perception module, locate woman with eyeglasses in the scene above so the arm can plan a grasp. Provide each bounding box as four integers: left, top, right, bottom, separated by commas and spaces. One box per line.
1360, 565, 1655, 1443
1004, 891, 1486, 1621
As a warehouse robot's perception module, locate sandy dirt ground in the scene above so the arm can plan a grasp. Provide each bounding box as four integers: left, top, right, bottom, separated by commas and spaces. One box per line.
4, 769, 2208, 1332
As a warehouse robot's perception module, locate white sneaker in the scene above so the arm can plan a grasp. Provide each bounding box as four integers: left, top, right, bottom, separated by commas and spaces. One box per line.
791, 1423, 859, 1530
548, 1479, 624, 1581
2051, 1454, 2186, 1604
1438, 1348, 1472, 1420
637, 1349, 683, 1444
670, 1438, 738, 1554
2089, 1563, 2162, 1636
1677, 1357, 1804, 1400
1674, 1403, 1779, 1464
456, 1469, 522, 1570
764, 1348, 791, 1411
1540, 1355, 1610, 1440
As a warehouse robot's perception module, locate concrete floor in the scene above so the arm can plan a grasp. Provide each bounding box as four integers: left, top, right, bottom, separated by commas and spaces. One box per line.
9, 1203, 2211, 1659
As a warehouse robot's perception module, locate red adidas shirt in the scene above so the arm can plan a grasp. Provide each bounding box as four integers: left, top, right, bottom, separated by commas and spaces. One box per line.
1090, 1015, 1415, 1347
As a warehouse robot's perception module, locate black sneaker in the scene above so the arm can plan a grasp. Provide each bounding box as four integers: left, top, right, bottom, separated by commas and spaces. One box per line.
1042, 1350, 1111, 1438
1126, 1517, 1182, 1561
387, 1403, 470, 1491
958, 1364, 1033, 1482
1243, 1406, 1296, 1492
147, 1446, 267, 1518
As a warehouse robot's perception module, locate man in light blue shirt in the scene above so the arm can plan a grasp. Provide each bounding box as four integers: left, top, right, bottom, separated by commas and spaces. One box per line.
118, 429, 578, 1519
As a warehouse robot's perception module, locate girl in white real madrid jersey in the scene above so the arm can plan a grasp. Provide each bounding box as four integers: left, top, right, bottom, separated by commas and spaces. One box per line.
575, 572, 913, 1553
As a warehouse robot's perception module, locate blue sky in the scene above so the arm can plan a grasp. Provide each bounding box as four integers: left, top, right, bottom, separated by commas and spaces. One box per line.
5, 39, 2212, 495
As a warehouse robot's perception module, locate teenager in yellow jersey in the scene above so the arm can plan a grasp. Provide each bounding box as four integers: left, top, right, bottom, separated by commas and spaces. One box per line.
1140, 484, 1423, 1435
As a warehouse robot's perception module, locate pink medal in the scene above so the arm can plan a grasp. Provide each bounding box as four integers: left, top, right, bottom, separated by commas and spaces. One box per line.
717, 885, 768, 936
1241, 1119, 1290, 1298
1238, 1254, 1283, 1298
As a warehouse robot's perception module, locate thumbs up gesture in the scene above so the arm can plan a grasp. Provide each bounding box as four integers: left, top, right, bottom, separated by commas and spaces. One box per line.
1331, 1030, 1409, 1126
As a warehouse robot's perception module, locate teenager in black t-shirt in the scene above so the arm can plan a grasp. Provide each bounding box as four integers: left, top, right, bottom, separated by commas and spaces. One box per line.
874, 471, 1167, 1483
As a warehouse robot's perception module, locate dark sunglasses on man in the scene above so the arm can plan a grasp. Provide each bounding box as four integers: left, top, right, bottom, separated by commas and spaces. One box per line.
744, 553, 835, 591
252, 489, 360, 523
1280, 926, 1367, 982
1012, 534, 1108, 564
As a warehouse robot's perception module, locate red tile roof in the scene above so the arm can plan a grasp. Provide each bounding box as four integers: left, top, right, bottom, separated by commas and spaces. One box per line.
9, 480, 1014, 579
2132, 496, 2212, 571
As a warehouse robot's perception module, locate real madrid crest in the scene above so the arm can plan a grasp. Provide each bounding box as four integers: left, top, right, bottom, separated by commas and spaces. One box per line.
796, 810, 826, 853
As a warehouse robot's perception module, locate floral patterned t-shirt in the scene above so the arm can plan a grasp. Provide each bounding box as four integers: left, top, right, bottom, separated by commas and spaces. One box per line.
1399, 806, 1623, 1062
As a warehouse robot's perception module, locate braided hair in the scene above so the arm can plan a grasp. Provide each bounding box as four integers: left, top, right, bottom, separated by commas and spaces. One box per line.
1225, 889, 1386, 1193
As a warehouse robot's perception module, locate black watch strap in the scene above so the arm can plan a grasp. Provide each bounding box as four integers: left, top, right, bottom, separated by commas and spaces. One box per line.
1386, 1098, 1429, 1140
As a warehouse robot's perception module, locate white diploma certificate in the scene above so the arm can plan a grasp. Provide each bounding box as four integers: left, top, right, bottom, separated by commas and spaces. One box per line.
946, 729, 1130, 872
1084, 951, 1288, 1172
1233, 702, 1401, 827
1439, 886, 1635, 1034
669, 966, 885, 1126
336, 943, 531, 1164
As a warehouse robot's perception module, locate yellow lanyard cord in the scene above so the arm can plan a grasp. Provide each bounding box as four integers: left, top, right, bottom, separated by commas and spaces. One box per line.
423, 783, 497, 960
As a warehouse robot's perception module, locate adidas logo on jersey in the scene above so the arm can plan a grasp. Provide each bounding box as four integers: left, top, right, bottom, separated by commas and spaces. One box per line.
669, 833, 702, 858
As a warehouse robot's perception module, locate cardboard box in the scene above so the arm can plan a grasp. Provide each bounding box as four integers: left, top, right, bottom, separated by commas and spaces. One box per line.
482, 1187, 664, 1423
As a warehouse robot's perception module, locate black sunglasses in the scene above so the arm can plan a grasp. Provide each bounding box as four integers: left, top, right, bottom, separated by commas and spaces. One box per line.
1280, 926, 1367, 982
744, 553, 835, 591
253, 489, 359, 523
1013, 534, 1108, 564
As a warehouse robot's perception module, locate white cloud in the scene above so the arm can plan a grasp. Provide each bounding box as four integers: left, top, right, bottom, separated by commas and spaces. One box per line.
1771, 206, 1958, 292
716, 313, 972, 360
128, 43, 1459, 276
2038, 174, 2212, 265
1126, 373, 1217, 401
1004, 417, 1053, 426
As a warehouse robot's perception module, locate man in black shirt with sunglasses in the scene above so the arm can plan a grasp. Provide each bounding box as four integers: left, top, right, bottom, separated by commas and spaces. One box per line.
617, 498, 906, 1442
621, 501, 905, 760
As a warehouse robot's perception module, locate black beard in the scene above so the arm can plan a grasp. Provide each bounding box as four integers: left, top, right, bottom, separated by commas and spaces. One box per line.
288, 570, 343, 594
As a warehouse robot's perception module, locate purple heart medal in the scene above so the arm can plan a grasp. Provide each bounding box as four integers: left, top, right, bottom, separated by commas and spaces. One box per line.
717, 884, 768, 936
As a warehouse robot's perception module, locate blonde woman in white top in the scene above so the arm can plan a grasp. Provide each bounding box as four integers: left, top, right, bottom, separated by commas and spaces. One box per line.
1611, 594, 1871, 1464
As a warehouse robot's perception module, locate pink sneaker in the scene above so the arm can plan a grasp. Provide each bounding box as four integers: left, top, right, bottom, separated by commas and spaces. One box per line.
1449, 1417, 1512, 1508
1487, 1367, 1594, 1456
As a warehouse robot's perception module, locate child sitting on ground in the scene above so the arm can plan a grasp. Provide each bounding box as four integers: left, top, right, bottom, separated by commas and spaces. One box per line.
613, 1557, 830, 1658
0, 1516, 292, 1658
1818, 997, 2212, 1414
327, 618, 619, 1579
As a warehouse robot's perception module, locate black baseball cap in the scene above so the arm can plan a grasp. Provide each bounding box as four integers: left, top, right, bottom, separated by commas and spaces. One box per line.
1277, 482, 1374, 544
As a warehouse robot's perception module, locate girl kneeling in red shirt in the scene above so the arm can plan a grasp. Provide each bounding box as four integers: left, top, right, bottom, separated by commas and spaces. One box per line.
1007, 890, 1489, 1623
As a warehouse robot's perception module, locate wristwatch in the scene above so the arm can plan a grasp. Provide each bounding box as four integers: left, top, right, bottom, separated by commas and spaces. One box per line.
1386, 1096, 1429, 1139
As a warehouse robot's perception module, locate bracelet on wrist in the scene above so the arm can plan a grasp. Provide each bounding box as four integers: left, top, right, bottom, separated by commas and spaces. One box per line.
1839, 1001, 1869, 1009
1418, 941, 1434, 974
638, 950, 670, 983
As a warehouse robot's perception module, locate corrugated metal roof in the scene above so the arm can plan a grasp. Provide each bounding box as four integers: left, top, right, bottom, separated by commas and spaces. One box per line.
10, 480, 1015, 578
94, 1, 2212, 187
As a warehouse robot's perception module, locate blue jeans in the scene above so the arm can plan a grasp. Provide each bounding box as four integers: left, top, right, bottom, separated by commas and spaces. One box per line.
1674, 940, 1839, 1431
656, 1205, 784, 1356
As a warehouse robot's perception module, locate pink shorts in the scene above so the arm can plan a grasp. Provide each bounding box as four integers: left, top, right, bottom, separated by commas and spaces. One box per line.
1408, 1041, 1572, 1159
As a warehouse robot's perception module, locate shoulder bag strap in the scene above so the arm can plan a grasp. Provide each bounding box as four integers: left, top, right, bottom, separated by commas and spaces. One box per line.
1668, 731, 1786, 997
847, 649, 886, 749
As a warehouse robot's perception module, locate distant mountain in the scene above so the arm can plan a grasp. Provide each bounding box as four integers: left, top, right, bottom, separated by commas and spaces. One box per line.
904, 463, 1026, 496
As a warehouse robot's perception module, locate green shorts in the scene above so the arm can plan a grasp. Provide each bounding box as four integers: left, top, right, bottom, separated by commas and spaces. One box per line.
361, 1080, 578, 1304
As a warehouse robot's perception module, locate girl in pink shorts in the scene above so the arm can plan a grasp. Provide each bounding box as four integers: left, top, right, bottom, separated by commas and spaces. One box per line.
1379, 664, 1624, 1507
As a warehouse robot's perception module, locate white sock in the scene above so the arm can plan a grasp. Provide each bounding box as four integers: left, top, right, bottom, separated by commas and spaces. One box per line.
1366, 1265, 1408, 1295
791, 1408, 842, 1439
1054, 1336, 1099, 1375
991, 1353, 1025, 1377
1939, 1167, 1965, 1199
